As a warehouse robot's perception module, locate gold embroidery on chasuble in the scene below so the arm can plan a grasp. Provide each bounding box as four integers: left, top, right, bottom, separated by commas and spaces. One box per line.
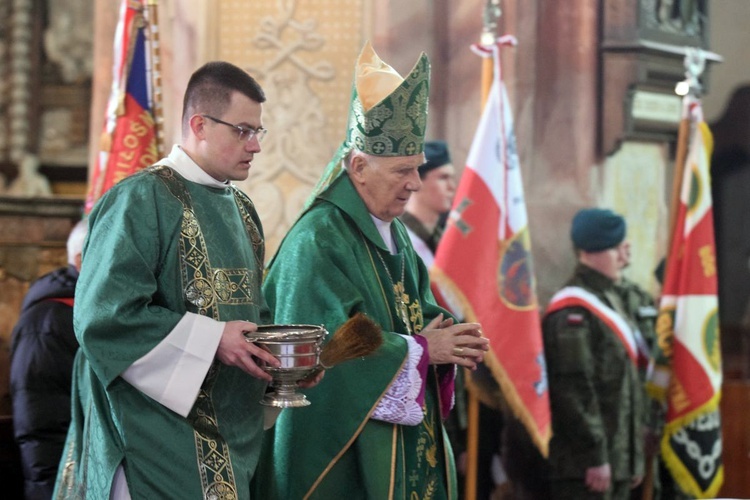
56, 421, 83, 499
369, 241, 424, 336
392, 285, 443, 500
409, 300, 424, 333
192, 366, 238, 500
393, 278, 424, 336
366, 237, 444, 497
406, 381, 441, 500
150, 165, 264, 499
181, 206, 259, 317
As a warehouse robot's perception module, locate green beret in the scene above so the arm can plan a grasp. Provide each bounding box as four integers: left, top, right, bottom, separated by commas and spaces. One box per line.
419, 140, 452, 177
570, 208, 626, 252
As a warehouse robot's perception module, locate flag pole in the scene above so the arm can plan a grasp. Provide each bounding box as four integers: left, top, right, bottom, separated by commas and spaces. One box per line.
463, 5, 500, 500
643, 48, 706, 500
667, 49, 705, 252
145, 0, 165, 157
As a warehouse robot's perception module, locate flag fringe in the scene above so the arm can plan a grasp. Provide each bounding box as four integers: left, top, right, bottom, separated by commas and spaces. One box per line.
660, 389, 723, 498
661, 453, 724, 497
662, 389, 721, 441
431, 267, 551, 457
661, 449, 723, 500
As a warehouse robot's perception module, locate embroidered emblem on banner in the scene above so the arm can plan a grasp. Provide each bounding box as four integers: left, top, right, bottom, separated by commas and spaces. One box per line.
498, 228, 537, 310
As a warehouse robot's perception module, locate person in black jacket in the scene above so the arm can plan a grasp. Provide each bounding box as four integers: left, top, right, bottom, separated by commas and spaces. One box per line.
10, 219, 87, 500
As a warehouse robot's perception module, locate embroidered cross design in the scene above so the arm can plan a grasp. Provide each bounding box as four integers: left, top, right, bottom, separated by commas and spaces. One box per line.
393, 281, 413, 335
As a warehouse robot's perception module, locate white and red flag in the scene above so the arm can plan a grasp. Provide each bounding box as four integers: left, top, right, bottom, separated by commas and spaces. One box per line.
431, 42, 550, 455
653, 98, 723, 498
85, 0, 159, 213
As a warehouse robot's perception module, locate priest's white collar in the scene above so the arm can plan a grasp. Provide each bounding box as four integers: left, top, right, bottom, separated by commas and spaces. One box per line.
371, 215, 398, 255
162, 145, 231, 188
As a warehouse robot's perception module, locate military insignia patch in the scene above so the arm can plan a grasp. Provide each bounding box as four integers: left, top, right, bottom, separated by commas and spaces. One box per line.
566, 313, 584, 326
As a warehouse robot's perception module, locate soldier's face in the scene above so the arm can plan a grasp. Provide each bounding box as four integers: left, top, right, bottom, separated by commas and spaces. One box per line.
581, 240, 630, 281
410, 164, 457, 216
617, 240, 631, 269
603, 240, 631, 279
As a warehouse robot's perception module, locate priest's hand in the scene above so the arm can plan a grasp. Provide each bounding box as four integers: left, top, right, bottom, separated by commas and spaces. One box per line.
217, 321, 280, 381
418, 314, 489, 369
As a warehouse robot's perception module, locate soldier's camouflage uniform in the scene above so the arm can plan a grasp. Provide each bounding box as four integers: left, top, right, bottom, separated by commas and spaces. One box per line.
543, 264, 644, 500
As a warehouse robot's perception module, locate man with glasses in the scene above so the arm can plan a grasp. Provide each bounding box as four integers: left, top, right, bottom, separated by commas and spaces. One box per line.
54, 61, 320, 499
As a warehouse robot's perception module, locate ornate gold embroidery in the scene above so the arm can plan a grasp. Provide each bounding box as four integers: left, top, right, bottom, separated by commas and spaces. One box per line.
393, 281, 412, 335
150, 165, 267, 499
424, 477, 437, 500
425, 443, 438, 468
409, 300, 424, 333
374, 249, 418, 335
55, 438, 77, 499
422, 408, 438, 468
193, 364, 237, 500
231, 185, 264, 269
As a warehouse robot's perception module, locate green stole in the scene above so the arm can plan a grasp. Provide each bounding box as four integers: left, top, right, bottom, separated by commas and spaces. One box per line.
364, 240, 450, 499
155, 165, 270, 497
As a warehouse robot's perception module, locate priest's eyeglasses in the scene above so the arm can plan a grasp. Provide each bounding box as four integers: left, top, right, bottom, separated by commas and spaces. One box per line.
202, 115, 268, 143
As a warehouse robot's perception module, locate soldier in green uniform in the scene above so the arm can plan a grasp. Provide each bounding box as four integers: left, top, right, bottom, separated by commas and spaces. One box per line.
542, 208, 646, 499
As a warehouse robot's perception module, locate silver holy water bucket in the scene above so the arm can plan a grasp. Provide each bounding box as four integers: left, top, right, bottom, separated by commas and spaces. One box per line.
244, 324, 327, 408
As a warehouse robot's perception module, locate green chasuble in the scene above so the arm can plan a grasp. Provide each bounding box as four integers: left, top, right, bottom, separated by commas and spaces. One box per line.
257, 173, 458, 499
55, 166, 270, 499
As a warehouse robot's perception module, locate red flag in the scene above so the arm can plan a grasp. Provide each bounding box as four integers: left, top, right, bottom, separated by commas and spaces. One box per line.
431, 48, 550, 455
85, 0, 158, 214
654, 99, 723, 498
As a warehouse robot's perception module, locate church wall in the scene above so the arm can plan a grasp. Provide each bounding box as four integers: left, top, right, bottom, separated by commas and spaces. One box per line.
702, 0, 750, 123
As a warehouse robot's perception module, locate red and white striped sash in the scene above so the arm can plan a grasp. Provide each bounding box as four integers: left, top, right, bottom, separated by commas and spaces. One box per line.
546, 286, 638, 365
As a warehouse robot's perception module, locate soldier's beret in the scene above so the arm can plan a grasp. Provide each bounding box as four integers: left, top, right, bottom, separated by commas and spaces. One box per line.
570, 208, 626, 252
419, 140, 452, 177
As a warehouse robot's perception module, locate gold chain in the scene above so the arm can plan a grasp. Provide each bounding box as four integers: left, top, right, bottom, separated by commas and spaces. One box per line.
374, 247, 412, 334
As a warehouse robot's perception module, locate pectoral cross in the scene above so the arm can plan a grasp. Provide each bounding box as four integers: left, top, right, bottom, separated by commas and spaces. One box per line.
393, 281, 412, 335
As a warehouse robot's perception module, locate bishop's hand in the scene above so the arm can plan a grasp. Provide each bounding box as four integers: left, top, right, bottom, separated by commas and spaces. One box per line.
418, 313, 489, 369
